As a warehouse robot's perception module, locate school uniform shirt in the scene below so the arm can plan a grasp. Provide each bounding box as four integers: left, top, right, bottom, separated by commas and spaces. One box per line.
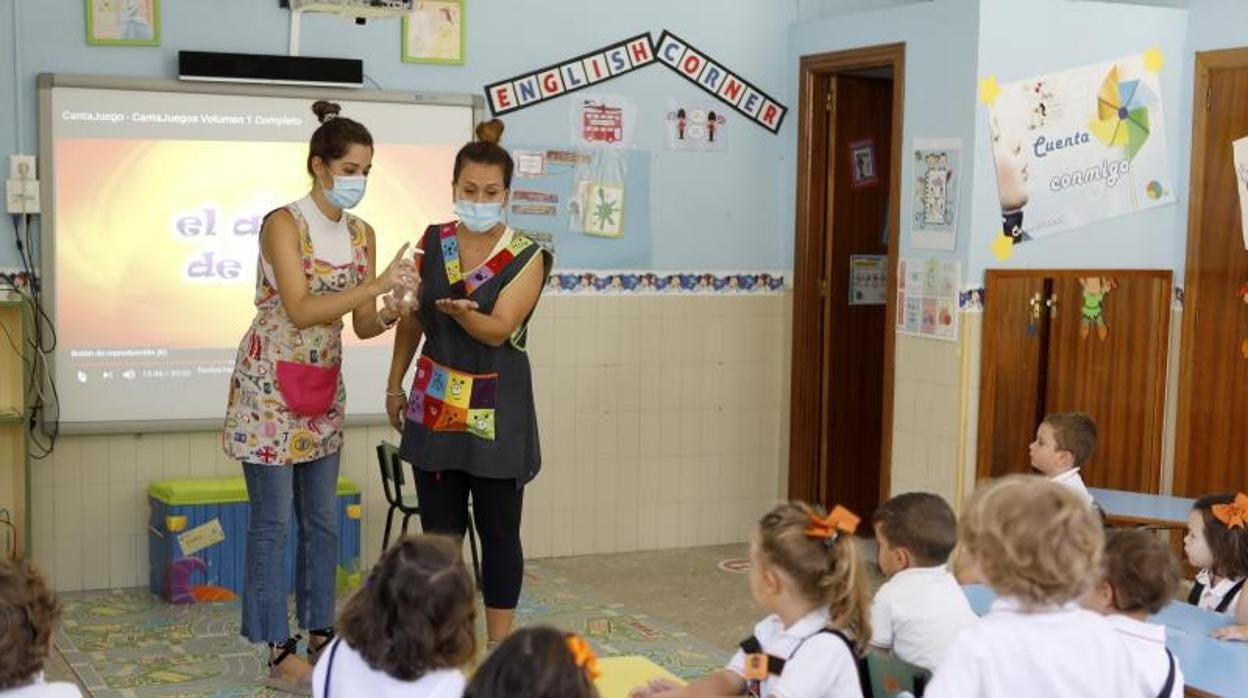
1051, 468, 1094, 507
869, 565, 978, 671
1192, 568, 1246, 615
1106, 614, 1183, 698
726, 607, 864, 698
311, 638, 466, 698
926, 597, 1152, 698
0, 674, 82, 697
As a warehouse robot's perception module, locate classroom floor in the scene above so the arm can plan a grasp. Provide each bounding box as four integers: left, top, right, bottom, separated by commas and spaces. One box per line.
44, 542, 849, 696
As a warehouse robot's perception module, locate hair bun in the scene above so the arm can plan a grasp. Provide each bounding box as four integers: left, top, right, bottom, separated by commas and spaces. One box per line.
475, 118, 505, 145
312, 100, 343, 124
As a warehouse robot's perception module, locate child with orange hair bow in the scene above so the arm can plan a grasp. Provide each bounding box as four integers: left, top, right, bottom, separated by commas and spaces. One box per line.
1184, 493, 1248, 626
630, 502, 870, 698
463, 626, 601, 698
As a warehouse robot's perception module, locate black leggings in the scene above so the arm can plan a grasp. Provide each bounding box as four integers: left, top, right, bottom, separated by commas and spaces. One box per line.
412, 469, 524, 609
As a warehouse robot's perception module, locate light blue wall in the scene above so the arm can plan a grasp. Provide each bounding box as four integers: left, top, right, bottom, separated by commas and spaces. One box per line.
966, 0, 1190, 282
0, 0, 795, 271
783, 0, 981, 271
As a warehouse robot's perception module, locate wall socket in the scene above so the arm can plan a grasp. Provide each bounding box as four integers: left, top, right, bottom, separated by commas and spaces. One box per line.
8, 155, 36, 180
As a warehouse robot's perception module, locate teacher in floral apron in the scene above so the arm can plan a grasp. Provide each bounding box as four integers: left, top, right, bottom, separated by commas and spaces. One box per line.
385, 118, 552, 647
223, 100, 414, 694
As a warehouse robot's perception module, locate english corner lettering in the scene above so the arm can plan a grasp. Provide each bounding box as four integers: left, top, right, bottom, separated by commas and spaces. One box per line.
482, 30, 788, 135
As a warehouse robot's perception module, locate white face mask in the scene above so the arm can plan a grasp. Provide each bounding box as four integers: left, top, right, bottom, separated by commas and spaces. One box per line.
324, 175, 367, 209
455, 200, 505, 233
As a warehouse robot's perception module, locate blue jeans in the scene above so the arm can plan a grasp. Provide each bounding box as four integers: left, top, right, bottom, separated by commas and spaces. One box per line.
241, 452, 340, 643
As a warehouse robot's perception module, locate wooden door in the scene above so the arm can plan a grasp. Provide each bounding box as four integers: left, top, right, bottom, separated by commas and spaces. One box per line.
1043, 273, 1171, 492
1175, 50, 1248, 497
977, 273, 1048, 478
820, 75, 893, 522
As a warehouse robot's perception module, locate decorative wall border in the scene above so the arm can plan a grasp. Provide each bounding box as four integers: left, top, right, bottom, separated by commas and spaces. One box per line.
546, 271, 787, 294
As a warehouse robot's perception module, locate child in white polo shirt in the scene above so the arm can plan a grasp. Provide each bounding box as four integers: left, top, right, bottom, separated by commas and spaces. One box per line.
927, 475, 1151, 698
869, 493, 977, 672
1082, 529, 1184, 698
1029, 411, 1097, 508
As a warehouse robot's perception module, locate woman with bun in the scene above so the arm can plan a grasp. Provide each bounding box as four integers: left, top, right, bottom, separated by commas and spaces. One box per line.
385, 119, 552, 646
223, 100, 415, 694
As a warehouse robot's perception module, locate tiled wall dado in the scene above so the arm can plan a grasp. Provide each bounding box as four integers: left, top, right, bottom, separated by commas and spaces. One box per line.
29, 293, 793, 592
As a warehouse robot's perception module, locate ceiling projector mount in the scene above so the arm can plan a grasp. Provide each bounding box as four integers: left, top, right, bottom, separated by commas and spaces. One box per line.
282, 0, 413, 25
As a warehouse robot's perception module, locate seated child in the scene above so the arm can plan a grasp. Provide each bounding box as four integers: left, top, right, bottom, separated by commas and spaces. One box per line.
927, 475, 1150, 697
631, 501, 870, 698
1184, 492, 1248, 622
463, 626, 600, 698
1082, 529, 1184, 697
312, 535, 475, 698
869, 493, 977, 671
1029, 411, 1097, 507
0, 558, 81, 697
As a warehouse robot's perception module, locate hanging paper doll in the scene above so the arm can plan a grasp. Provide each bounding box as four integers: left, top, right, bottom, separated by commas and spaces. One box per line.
1079, 277, 1117, 341
1238, 283, 1248, 358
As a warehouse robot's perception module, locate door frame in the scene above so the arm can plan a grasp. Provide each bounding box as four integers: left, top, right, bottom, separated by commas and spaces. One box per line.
1174, 48, 1248, 497
788, 43, 905, 506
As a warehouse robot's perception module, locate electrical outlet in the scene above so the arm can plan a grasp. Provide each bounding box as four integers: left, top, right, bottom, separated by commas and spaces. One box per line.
8, 155, 36, 180
5, 179, 40, 214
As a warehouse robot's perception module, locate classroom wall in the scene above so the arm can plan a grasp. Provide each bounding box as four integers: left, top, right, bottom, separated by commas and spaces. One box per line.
2, 1, 801, 590
0, 0, 796, 271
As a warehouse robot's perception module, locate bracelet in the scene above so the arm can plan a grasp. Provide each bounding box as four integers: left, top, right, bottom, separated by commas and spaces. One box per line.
386, 389, 406, 397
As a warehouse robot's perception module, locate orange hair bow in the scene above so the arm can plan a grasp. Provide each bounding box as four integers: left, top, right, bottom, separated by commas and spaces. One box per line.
1212, 492, 1248, 530
566, 634, 601, 681
804, 504, 860, 542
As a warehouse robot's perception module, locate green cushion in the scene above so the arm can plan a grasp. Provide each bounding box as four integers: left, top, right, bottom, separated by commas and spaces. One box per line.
148, 475, 360, 505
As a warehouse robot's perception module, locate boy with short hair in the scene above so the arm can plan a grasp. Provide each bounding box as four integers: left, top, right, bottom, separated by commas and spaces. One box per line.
1029, 411, 1097, 507
0, 558, 81, 696
870, 492, 977, 671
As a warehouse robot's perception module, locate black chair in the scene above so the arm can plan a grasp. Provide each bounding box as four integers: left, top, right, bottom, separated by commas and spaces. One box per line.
376, 441, 482, 590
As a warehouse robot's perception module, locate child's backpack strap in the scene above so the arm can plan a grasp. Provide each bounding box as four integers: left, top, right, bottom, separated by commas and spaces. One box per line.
1157, 648, 1176, 698
1187, 581, 1204, 606
322, 637, 343, 698
1216, 578, 1247, 613
738, 629, 870, 697
813, 628, 872, 698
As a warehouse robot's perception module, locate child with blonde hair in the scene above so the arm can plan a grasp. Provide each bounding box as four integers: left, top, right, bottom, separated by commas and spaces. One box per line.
312, 535, 475, 698
928, 475, 1150, 697
1183, 493, 1248, 622
631, 502, 870, 697
463, 626, 601, 698
1082, 529, 1184, 697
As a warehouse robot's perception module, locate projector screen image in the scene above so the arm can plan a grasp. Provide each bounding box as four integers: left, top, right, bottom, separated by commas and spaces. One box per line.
47, 85, 473, 428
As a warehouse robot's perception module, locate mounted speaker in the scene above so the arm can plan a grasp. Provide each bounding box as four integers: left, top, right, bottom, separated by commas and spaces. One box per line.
177, 51, 364, 88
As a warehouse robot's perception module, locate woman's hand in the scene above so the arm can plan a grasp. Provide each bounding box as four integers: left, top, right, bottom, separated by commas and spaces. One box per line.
386, 392, 408, 432
375, 242, 416, 295
435, 298, 480, 319
1212, 624, 1248, 641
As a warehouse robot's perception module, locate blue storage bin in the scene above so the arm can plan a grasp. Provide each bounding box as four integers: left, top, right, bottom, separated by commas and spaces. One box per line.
147, 476, 362, 604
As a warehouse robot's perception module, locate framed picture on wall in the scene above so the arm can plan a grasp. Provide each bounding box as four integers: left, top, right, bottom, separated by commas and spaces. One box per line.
849, 138, 878, 189
402, 0, 465, 65
85, 0, 160, 46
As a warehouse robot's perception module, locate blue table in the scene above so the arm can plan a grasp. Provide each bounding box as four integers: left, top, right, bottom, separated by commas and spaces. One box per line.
963, 584, 1248, 697
1089, 487, 1195, 530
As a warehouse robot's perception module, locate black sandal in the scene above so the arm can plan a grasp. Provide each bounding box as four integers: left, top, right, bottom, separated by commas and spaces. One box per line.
307, 627, 336, 666
265, 635, 311, 695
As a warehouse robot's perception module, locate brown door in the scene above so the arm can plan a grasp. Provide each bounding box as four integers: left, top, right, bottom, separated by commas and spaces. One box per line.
978, 273, 1048, 478
1176, 51, 1248, 497
1043, 274, 1171, 492
821, 75, 893, 520
978, 270, 1171, 491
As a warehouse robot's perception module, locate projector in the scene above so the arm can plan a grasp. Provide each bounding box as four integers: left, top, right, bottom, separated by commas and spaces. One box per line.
290, 0, 414, 19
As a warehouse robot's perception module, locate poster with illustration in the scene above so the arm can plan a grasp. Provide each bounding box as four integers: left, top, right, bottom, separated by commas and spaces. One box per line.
849, 139, 878, 188
897, 257, 959, 342
984, 51, 1173, 253
1234, 136, 1248, 250
849, 255, 887, 306
573, 95, 635, 148
401, 0, 465, 65
911, 138, 961, 250
664, 100, 728, 151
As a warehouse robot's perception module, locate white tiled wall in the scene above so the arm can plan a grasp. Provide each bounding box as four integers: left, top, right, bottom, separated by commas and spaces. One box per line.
29, 293, 792, 591
888, 327, 966, 509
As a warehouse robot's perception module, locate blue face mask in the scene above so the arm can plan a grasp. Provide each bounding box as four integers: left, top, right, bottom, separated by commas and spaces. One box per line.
455, 200, 505, 233
324, 175, 367, 210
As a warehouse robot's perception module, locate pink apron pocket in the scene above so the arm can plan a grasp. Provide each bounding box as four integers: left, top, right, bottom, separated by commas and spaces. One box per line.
275, 360, 340, 417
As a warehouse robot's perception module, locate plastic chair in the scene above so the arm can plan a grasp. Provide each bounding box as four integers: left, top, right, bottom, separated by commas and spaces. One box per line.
376, 441, 482, 590
866, 650, 931, 698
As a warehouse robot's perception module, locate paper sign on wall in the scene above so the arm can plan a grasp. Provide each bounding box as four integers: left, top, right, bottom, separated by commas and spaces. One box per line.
911, 138, 961, 251
1234, 136, 1248, 250
178, 518, 226, 557
484, 34, 655, 116
983, 50, 1173, 248
665, 100, 727, 151
849, 255, 887, 306
653, 30, 788, 134
897, 257, 959, 342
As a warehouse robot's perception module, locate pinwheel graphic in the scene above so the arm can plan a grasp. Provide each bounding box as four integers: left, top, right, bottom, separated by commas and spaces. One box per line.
1089, 65, 1156, 161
